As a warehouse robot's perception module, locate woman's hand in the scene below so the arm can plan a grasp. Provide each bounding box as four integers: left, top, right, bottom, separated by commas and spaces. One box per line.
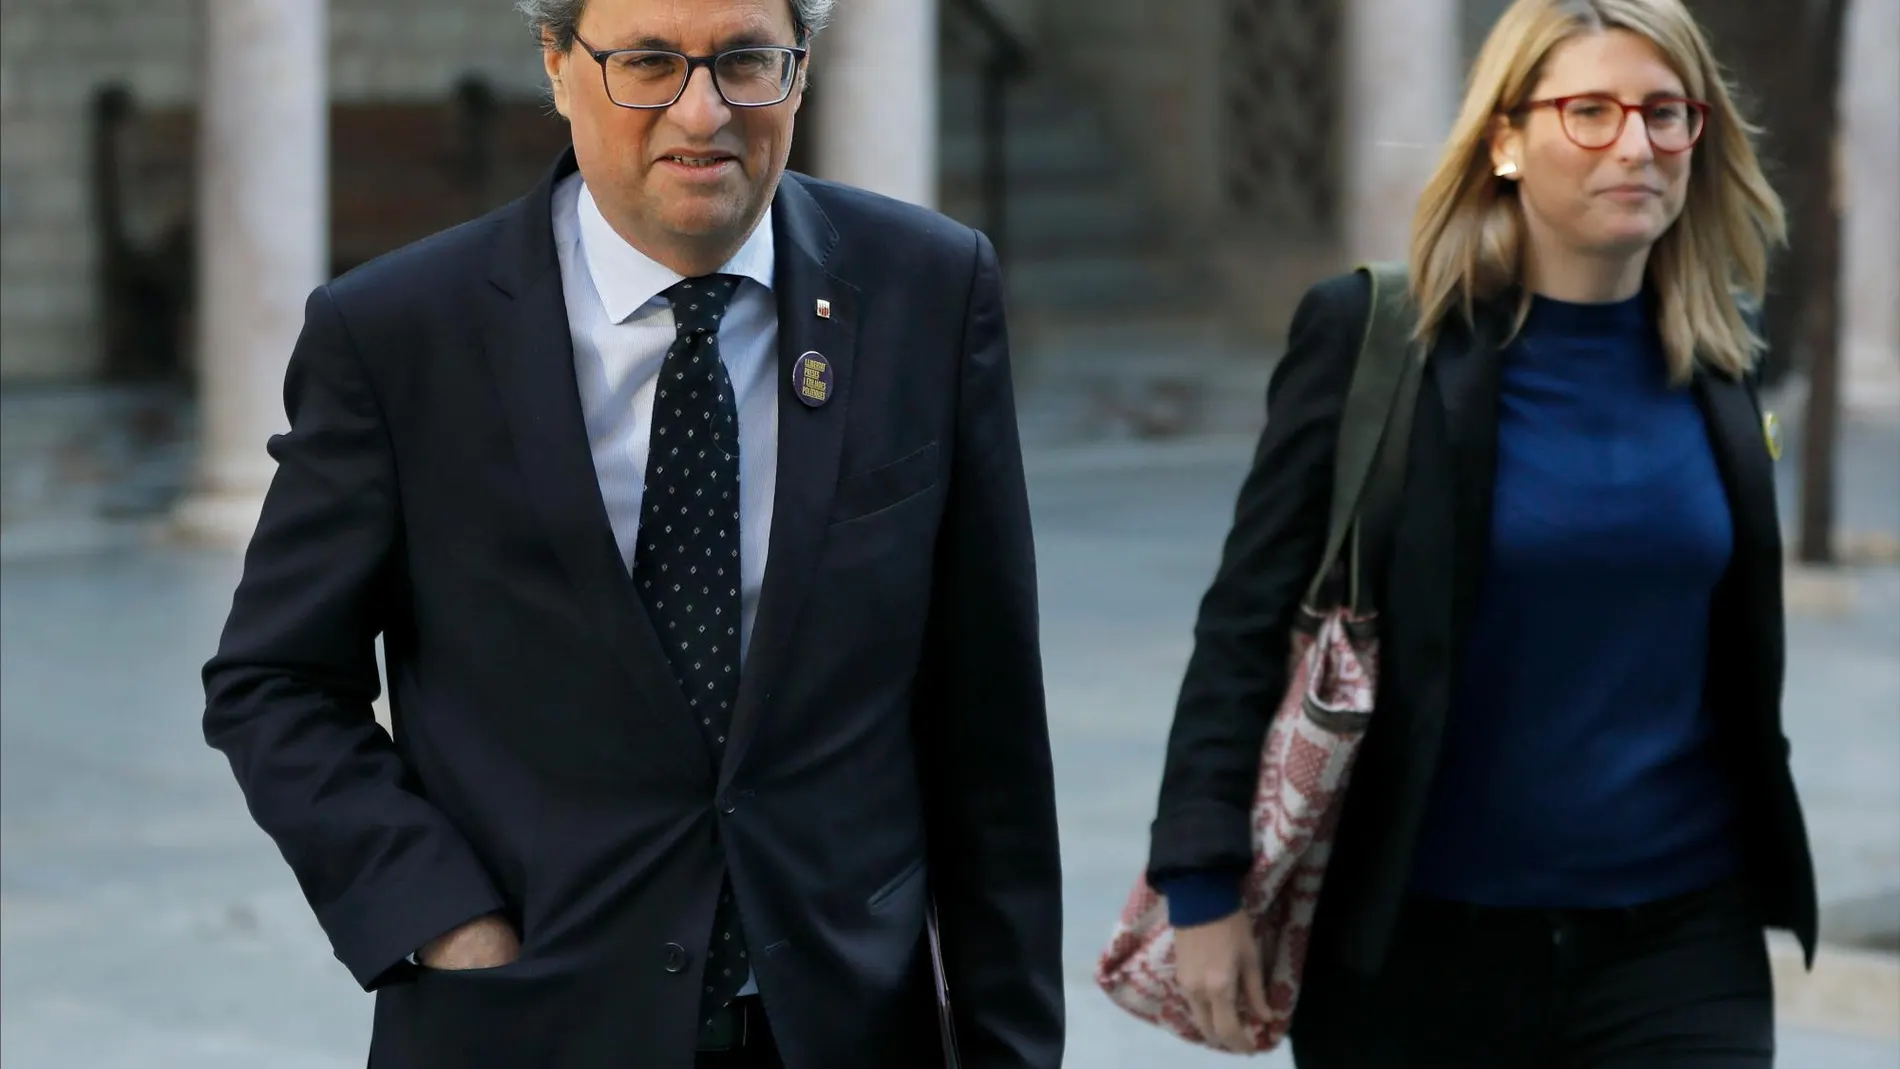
1174, 909, 1270, 1051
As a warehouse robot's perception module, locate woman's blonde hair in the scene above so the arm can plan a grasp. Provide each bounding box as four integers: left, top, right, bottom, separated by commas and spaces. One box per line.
1408, 0, 1785, 382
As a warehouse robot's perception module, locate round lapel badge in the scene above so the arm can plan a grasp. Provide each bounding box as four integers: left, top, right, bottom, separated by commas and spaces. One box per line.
793, 351, 833, 408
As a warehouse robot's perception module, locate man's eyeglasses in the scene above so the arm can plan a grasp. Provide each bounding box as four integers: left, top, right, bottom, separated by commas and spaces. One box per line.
572, 34, 808, 109
1515, 94, 1710, 153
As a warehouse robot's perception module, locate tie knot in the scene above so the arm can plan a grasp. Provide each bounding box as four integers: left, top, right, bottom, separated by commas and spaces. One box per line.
663, 275, 741, 338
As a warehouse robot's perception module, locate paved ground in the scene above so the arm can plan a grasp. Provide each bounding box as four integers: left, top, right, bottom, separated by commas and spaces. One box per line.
2, 388, 1896, 1067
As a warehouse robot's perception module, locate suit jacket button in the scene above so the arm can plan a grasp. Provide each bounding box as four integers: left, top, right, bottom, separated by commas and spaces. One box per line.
718, 796, 737, 815
663, 943, 689, 973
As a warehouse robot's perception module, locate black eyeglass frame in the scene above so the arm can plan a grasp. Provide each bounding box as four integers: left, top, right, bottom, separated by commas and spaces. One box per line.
571, 33, 809, 110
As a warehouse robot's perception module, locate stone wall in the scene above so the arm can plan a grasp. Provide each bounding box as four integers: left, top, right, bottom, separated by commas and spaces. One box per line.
0, 0, 546, 383
1020, 0, 1470, 349
1021, 0, 1332, 346
1031, 0, 1226, 239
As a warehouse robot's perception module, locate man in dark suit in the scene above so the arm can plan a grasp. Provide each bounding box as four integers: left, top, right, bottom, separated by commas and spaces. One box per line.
199, 1, 1065, 1066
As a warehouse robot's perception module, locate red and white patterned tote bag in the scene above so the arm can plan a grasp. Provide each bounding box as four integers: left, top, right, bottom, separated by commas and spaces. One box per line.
1094, 262, 1420, 1052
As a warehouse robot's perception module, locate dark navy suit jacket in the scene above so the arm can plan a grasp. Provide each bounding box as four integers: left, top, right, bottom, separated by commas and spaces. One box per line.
203, 149, 1064, 1069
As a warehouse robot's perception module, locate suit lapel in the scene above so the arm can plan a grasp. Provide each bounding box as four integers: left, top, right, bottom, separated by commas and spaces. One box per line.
1431, 303, 1507, 649
1693, 354, 1789, 758
722, 174, 861, 783
1694, 368, 1783, 561
481, 150, 712, 776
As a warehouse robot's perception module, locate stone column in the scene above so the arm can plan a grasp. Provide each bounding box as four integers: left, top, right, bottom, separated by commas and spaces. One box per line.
171, 0, 328, 546
1340, 0, 1461, 263
808, 0, 938, 209
1839, 0, 1900, 417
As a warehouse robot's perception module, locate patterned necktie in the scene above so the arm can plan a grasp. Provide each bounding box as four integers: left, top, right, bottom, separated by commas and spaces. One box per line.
631, 275, 750, 1011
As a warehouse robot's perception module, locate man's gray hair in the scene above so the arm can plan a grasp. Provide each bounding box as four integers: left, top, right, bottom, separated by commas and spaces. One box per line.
516, 0, 836, 50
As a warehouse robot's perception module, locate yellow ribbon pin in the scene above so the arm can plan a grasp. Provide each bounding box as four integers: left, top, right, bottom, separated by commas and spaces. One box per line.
1762, 410, 1782, 461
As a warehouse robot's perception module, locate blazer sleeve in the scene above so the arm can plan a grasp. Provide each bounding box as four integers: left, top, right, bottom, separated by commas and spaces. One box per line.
912, 229, 1065, 1069
201, 286, 506, 991
1146, 272, 1370, 884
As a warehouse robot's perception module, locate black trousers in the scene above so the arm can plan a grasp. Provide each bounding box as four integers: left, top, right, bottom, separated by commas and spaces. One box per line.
1290, 880, 1775, 1069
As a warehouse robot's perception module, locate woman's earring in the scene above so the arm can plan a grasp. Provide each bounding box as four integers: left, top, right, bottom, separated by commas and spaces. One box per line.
1494, 159, 1520, 179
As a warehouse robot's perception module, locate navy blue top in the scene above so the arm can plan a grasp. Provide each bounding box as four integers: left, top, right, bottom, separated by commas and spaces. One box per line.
1161, 291, 1741, 928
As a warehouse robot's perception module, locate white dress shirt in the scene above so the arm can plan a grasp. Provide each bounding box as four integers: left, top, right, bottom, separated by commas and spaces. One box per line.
552, 171, 778, 997
552, 171, 780, 666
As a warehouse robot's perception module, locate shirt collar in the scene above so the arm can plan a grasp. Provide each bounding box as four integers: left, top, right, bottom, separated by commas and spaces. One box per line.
575, 180, 776, 324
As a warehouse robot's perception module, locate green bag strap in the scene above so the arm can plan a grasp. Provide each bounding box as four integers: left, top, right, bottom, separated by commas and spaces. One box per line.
1355, 267, 1425, 613
1300, 261, 1424, 612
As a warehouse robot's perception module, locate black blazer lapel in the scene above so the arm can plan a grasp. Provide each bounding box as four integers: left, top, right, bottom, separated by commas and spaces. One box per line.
1694, 369, 1783, 562
1693, 369, 1812, 950
481, 149, 712, 776
722, 174, 861, 782
1692, 367, 1787, 724
1430, 304, 1508, 650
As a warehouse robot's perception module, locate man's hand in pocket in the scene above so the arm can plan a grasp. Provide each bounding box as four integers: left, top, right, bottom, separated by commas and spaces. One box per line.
416, 913, 521, 971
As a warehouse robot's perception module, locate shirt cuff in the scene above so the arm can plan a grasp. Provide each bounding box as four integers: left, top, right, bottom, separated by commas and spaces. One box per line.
1158, 870, 1244, 928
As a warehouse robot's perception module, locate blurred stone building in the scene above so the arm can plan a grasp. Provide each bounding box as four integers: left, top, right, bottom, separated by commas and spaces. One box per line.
1, 0, 1894, 523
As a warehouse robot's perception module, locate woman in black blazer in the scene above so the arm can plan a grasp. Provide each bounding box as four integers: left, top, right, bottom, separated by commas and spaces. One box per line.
1145, 0, 1817, 1065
